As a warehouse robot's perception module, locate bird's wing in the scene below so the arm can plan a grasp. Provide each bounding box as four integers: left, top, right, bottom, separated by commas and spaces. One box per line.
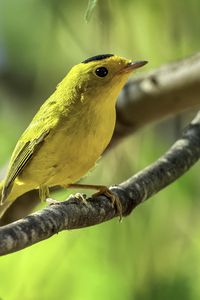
1, 129, 50, 203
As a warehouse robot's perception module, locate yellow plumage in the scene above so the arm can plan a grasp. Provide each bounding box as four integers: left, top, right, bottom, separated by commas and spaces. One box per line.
0, 54, 147, 218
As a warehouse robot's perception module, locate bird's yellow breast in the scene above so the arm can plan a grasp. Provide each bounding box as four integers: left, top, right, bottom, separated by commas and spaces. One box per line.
19, 92, 116, 188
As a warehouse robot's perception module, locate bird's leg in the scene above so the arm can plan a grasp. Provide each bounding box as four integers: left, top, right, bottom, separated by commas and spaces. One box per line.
39, 185, 50, 202
67, 183, 123, 220
39, 185, 59, 205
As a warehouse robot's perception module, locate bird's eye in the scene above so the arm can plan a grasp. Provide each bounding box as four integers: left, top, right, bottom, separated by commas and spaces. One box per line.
95, 67, 108, 77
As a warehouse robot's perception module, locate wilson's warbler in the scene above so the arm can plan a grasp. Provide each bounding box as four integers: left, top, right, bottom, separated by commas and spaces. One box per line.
0, 54, 147, 218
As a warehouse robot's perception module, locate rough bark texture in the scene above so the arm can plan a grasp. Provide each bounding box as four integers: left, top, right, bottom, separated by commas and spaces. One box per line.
0, 111, 199, 256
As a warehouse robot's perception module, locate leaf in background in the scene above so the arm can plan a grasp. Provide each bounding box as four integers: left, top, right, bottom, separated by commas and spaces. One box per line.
84, 0, 99, 22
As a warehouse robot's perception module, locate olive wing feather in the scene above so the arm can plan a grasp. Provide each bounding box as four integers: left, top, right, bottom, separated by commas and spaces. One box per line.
1, 130, 50, 203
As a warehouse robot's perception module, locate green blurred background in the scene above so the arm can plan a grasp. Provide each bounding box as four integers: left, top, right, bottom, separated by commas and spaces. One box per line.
0, 0, 200, 299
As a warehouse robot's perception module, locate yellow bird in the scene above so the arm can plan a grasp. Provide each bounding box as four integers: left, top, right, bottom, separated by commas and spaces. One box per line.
0, 54, 147, 218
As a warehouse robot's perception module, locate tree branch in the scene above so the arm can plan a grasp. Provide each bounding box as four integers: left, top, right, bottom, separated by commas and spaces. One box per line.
1, 52, 200, 224
112, 52, 200, 147
0, 111, 199, 256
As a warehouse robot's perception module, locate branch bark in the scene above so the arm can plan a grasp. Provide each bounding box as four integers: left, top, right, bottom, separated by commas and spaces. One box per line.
0, 110, 199, 256
112, 52, 200, 147
1, 52, 200, 224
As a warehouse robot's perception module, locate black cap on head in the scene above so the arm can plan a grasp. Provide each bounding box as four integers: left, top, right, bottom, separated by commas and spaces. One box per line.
82, 54, 114, 64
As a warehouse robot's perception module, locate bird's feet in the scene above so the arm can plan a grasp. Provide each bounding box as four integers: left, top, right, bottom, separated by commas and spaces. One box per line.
46, 193, 88, 207
67, 193, 88, 205
66, 183, 123, 220
92, 186, 123, 221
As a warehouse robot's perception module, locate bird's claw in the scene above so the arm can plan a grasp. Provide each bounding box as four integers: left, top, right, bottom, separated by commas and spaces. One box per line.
92, 187, 123, 221
67, 193, 88, 205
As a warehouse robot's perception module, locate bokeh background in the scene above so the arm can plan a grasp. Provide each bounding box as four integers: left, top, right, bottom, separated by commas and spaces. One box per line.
0, 0, 200, 299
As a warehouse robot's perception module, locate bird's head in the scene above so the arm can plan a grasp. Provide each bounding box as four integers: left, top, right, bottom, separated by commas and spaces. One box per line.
58, 54, 147, 105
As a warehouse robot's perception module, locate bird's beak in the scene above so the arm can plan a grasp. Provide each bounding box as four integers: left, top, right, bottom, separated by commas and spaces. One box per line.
119, 60, 148, 74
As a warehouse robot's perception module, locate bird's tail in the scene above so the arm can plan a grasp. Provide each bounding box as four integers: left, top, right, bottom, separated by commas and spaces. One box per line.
0, 180, 33, 219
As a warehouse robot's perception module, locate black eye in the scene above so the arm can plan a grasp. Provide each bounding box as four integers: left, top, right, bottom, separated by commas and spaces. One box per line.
95, 67, 108, 77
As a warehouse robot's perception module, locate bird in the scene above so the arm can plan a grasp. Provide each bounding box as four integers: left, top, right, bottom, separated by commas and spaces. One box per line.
0, 54, 147, 219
